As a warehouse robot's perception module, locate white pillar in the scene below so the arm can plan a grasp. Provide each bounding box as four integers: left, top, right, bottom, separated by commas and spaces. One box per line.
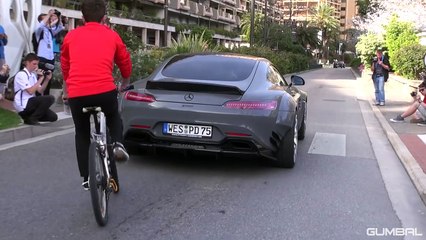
141, 28, 147, 45
155, 30, 160, 47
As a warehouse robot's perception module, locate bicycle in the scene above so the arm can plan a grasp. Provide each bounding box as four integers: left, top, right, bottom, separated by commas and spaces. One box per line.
84, 85, 133, 226
84, 106, 119, 226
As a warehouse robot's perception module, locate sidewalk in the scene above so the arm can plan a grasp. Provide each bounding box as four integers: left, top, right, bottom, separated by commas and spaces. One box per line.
356, 70, 426, 204
0, 98, 73, 145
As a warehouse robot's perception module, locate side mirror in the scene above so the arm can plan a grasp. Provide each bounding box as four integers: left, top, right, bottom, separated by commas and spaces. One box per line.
291, 75, 305, 86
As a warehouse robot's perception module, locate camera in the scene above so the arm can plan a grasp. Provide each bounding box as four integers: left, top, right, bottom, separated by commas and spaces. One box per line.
37, 69, 51, 77
410, 91, 417, 97
372, 57, 378, 63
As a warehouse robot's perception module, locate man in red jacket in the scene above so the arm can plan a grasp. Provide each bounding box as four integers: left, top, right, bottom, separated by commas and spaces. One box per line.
61, 0, 132, 190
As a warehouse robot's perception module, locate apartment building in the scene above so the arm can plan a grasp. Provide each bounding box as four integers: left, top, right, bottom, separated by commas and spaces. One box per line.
41, 0, 356, 46
42, 0, 245, 47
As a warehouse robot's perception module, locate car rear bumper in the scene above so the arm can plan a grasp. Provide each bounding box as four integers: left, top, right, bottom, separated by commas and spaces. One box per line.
124, 128, 277, 160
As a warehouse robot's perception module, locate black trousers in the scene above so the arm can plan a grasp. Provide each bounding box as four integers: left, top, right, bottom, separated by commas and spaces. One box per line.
19, 95, 58, 122
68, 90, 123, 178
38, 57, 55, 96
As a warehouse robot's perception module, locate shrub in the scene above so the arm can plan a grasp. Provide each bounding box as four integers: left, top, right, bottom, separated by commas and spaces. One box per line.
229, 46, 309, 74
163, 31, 221, 59
392, 44, 426, 80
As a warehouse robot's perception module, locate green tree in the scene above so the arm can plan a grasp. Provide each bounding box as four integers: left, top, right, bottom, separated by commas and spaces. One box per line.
240, 11, 264, 44
392, 44, 426, 79
295, 26, 319, 51
355, 32, 384, 66
384, 15, 419, 66
308, 4, 340, 62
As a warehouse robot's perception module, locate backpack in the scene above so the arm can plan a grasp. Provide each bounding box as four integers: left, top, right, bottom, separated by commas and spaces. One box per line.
3, 70, 29, 101
31, 31, 43, 54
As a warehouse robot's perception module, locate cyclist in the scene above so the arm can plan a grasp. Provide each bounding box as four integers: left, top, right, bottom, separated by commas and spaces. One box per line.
60, 0, 132, 190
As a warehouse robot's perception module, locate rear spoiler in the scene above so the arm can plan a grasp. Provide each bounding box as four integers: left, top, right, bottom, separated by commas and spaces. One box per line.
146, 81, 244, 95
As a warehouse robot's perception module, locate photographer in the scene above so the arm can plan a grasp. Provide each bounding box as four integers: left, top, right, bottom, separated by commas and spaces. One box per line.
371, 48, 390, 106
35, 9, 64, 96
390, 82, 426, 124
13, 53, 58, 125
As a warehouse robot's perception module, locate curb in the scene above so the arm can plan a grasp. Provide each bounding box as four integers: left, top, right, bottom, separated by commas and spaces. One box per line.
353, 68, 426, 205
371, 102, 426, 204
0, 112, 74, 146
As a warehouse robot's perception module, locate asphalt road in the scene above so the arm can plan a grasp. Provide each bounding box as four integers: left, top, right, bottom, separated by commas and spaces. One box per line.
1, 68, 425, 240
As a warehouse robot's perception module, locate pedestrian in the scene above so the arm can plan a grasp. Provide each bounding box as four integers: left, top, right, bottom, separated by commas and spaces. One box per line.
35, 9, 64, 96
371, 48, 391, 106
13, 53, 58, 125
61, 0, 132, 190
0, 63, 10, 100
0, 24, 8, 67
390, 82, 426, 124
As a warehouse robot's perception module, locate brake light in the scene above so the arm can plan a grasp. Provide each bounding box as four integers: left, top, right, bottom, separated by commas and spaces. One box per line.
124, 91, 156, 103
225, 132, 252, 137
223, 100, 277, 110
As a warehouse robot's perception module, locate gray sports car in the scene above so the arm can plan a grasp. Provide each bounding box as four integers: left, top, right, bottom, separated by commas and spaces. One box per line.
120, 53, 307, 168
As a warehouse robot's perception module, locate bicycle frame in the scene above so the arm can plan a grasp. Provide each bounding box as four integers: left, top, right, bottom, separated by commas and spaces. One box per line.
86, 107, 112, 188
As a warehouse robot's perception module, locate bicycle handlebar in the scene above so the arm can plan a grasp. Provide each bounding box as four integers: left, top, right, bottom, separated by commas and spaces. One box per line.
121, 85, 134, 92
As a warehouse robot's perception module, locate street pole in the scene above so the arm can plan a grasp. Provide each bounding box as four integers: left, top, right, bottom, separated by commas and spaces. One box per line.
263, 0, 267, 41
164, 0, 169, 47
250, 0, 255, 47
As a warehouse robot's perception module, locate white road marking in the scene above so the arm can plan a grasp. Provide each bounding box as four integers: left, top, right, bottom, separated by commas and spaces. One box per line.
308, 132, 346, 156
417, 134, 426, 145
0, 128, 74, 151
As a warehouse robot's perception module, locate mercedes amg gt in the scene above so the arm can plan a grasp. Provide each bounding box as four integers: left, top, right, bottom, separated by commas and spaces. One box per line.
120, 53, 307, 168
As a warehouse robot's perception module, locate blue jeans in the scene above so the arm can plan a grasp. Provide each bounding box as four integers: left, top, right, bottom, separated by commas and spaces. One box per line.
373, 75, 385, 103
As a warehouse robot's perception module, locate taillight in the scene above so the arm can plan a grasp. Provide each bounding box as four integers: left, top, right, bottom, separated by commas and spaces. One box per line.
223, 100, 277, 110
124, 91, 156, 103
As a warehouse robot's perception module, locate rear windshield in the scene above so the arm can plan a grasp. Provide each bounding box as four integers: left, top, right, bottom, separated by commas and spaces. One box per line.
161, 54, 257, 81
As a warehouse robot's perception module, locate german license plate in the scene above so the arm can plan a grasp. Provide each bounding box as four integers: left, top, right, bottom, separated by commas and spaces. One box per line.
163, 123, 212, 138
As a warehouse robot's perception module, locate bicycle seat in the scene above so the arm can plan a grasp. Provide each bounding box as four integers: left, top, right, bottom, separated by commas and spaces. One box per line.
82, 106, 102, 113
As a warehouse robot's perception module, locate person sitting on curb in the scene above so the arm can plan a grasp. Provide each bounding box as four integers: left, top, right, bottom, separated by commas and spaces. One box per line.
390, 81, 426, 124
13, 53, 58, 125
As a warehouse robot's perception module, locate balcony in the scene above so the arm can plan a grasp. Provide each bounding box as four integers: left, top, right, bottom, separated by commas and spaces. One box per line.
147, 0, 165, 4
189, 1, 199, 14
218, 11, 236, 23
222, 0, 236, 6
199, 5, 213, 17
170, 0, 190, 11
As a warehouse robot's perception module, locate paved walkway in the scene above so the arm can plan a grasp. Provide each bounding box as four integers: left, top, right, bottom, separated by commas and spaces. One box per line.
357, 70, 426, 204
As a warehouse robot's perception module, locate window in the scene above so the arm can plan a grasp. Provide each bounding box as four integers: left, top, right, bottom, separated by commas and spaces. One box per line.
162, 55, 257, 81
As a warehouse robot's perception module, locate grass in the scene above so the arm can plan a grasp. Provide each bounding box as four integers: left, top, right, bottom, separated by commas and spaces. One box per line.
0, 108, 21, 130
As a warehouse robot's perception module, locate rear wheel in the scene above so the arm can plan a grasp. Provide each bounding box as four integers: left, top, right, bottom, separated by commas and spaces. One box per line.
275, 115, 298, 168
298, 104, 307, 140
88, 142, 109, 226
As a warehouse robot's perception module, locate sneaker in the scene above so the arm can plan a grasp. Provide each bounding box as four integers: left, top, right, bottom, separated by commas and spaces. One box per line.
113, 142, 129, 162
390, 114, 404, 123
82, 180, 89, 191
410, 118, 424, 124
417, 121, 426, 127
379, 102, 385, 106
375, 101, 380, 105
23, 118, 40, 125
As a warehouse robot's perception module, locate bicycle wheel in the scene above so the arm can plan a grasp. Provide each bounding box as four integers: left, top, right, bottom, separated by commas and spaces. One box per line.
88, 141, 109, 226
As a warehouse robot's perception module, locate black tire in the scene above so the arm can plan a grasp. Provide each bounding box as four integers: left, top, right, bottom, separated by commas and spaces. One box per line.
275, 115, 298, 168
298, 103, 307, 140
88, 142, 109, 226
